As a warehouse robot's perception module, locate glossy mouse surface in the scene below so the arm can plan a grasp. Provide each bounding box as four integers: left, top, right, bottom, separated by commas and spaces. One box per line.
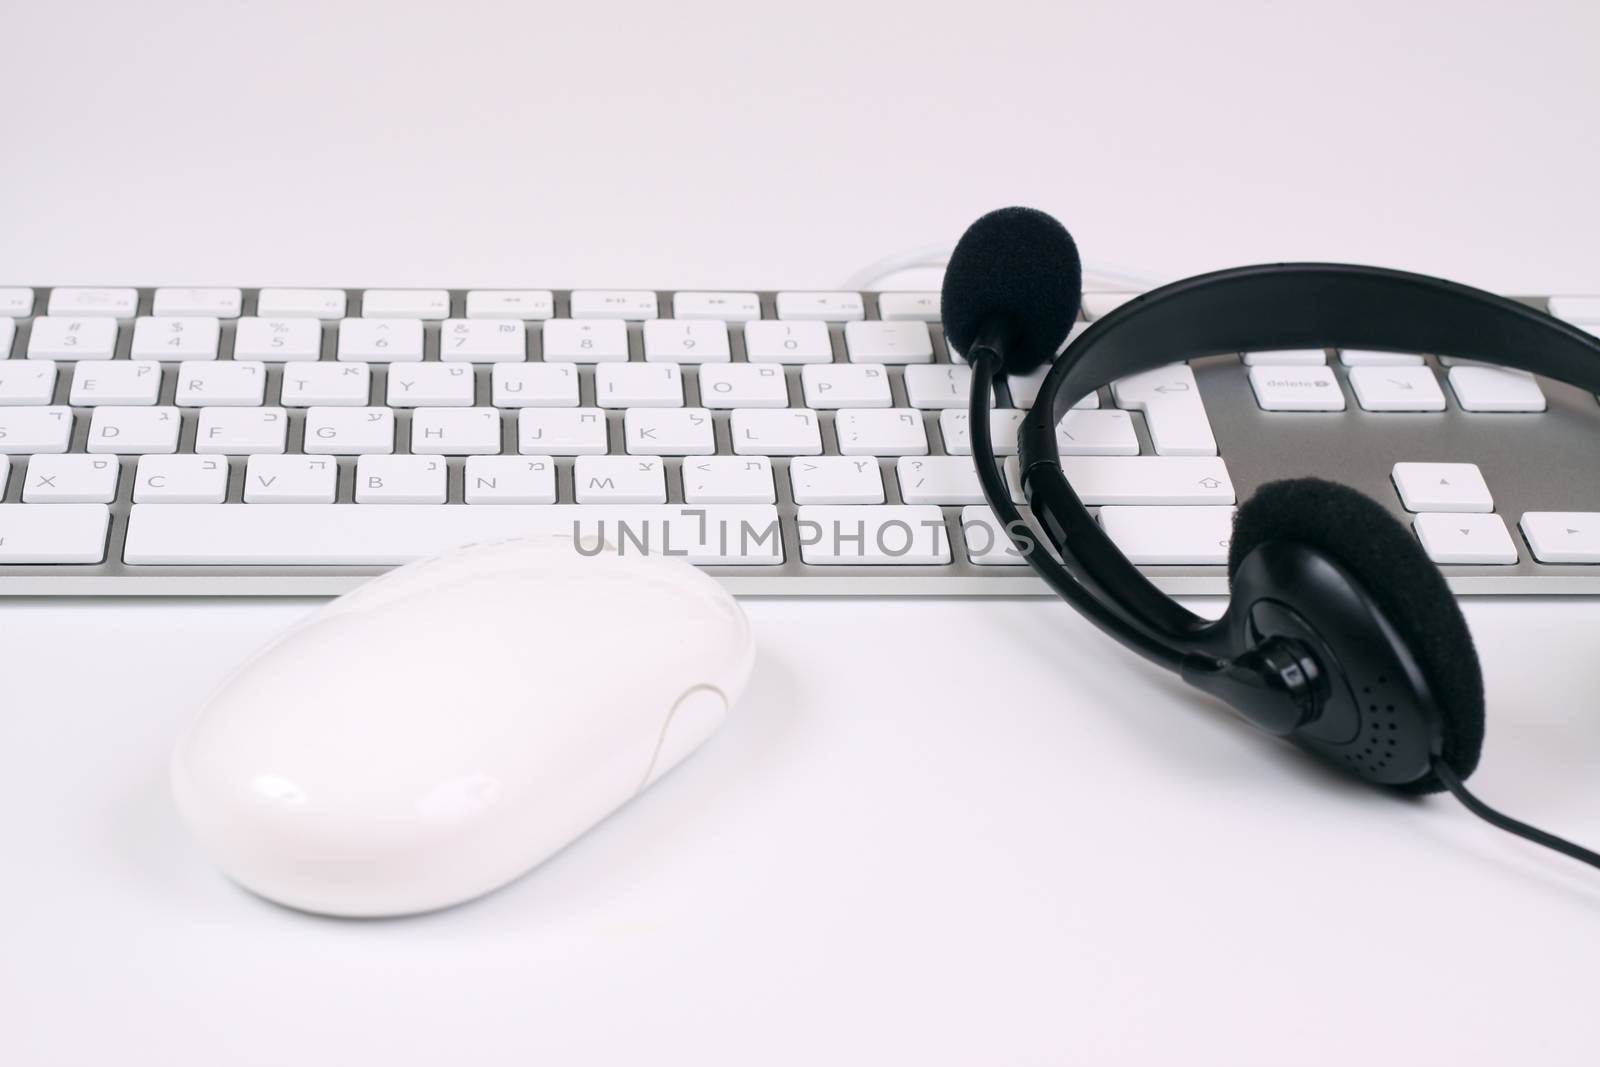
172, 538, 754, 917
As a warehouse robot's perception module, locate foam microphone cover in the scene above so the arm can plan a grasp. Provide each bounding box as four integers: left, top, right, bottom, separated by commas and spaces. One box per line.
941, 206, 1082, 374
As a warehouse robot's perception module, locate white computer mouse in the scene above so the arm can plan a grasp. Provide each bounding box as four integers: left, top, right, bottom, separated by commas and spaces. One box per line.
172, 537, 754, 917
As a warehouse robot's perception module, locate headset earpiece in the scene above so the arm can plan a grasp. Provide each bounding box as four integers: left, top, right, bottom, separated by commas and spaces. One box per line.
1223, 478, 1485, 792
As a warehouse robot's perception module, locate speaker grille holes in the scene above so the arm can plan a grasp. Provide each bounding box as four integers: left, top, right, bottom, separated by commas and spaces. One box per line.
1345, 675, 1406, 777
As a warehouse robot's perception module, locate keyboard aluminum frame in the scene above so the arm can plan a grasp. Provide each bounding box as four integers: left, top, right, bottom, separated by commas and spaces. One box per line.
0, 287, 1596, 596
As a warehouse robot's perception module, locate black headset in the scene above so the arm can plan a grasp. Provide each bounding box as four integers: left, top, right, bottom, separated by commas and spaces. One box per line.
943, 206, 1600, 871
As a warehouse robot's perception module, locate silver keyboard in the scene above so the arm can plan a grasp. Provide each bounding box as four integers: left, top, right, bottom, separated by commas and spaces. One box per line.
1, 285, 1598, 596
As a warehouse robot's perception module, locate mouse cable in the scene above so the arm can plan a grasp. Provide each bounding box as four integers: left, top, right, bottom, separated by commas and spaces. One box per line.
1431, 759, 1600, 871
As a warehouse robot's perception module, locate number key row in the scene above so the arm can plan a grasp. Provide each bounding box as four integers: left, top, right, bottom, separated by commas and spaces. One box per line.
4, 316, 949, 366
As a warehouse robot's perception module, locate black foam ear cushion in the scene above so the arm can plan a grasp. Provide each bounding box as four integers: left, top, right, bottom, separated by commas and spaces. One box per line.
1228, 478, 1484, 793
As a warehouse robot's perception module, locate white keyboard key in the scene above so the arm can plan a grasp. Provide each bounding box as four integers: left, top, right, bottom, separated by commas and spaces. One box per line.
1413, 512, 1517, 565
492, 362, 579, 407
682, 457, 774, 504
245, 454, 337, 503
731, 408, 821, 456
0, 503, 109, 563
0, 288, 35, 317
1248, 365, 1345, 411
196, 407, 287, 455
281, 362, 370, 406
574, 455, 666, 503
1547, 296, 1600, 323
1448, 365, 1546, 412
23, 454, 119, 503
71, 361, 161, 406
1520, 512, 1600, 563
697, 363, 788, 408
875, 292, 941, 321
131, 316, 220, 360
234, 317, 324, 361
939, 408, 1025, 456
743, 320, 833, 363
595, 363, 682, 407
1007, 456, 1234, 505
643, 319, 731, 363
338, 318, 423, 362
356, 455, 446, 503
0, 318, 12, 358
440, 318, 526, 362
1242, 349, 1326, 366
800, 363, 890, 408
518, 408, 608, 455
1348, 365, 1446, 412
896, 456, 982, 504
791, 457, 885, 504
776, 292, 865, 322
134, 455, 227, 503
570, 290, 657, 320
257, 288, 346, 319
466, 290, 553, 320
625, 407, 714, 455
1056, 409, 1140, 455
0, 406, 72, 453
1391, 462, 1493, 512
124, 504, 783, 566
362, 289, 449, 319
1099, 505, 1236, 564
795, 505, 949, 565
844, 320, 933, 364
1081, 293, 1138, 319
904, 364, 977, 409
543, 318, 630, 362
153, 288, 241, 318
959, 505, 1028, 565
1062, 456, 1232, 505
464, 456, 556, 504
48, 288, 137, 317
0, 361, 58, 405
410, 407, 502, 455
29, 317, 118, 360
176, 361, 266, 406
304, 407, 394, 455
672, 292, 760, 321
387, 363, 475, 407
1111, 364, 1216, 455
1339, 349, 1425, 367
835, 409, 928, 456
87, 406, 176, 454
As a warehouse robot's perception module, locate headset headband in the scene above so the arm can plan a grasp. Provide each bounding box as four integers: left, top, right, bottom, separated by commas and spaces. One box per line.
1012, 264, 1600, 659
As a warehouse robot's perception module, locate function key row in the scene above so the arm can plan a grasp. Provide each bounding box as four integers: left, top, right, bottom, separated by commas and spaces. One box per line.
8, 288, 1600, 327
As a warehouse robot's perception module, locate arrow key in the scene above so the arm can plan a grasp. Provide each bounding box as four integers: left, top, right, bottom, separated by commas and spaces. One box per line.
1414, 513, 1517, 565
1392, 462, 1492, 512
1520, 512, 1600, 563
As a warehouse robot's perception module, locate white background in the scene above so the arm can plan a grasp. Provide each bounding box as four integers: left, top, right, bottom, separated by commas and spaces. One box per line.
3, 2, 1600, 1064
